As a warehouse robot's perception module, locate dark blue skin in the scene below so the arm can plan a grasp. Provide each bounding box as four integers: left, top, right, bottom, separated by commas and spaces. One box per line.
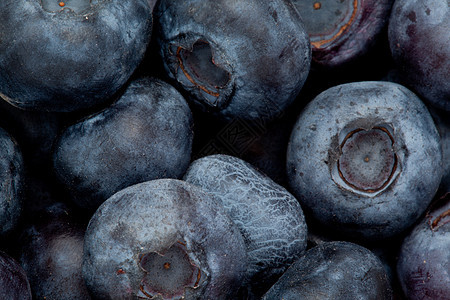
82, 179, 248, 299
262, 241, 393, 299
154, 0, 311, 122
287, 81, 442, 242
0, 250, 32, 300
0, 127, 25, 237
397, 194, 450, 299
388, 0, 450, 111
53, 77, 194, 211
292, 0, 394, 69
19, 203, 90, 300
184, 154, 308, 298
0, 0, 152, 112
429, 108, 450, 195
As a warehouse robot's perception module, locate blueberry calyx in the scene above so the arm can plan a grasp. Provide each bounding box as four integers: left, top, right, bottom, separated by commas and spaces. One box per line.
169, 39, 232, 110
331, 123, 400, 196
40, 0, 91, 14
296, 0, 359, 49
137, 241, 203, 299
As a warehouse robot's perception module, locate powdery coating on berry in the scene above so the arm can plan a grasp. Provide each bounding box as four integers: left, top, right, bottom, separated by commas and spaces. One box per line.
40, 0, 91, 13
286, 81, 442, 241
53, 78, 194, 210
388, 0, 450, 111
82, 179, 247, 300
397, 195, 450, 300
262, 241, 392, 299
184, 154, 307, 292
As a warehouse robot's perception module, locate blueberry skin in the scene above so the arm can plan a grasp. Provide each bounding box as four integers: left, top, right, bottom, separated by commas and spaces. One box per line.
53, 77, 193, 210
262, 241, 393, 300
19, 203, 90, 300
292, 0, 394, 69
184, 154, 307, 296
397, 195, 450, 299
0, 250, 32, 300
286, 81, 442, 241
82, 179, 247, 300
0, 0, 152, 112
154, 0, 311, 121
388, 0, 450, 111
429, 108, 450, 194
0, 127, 25, 237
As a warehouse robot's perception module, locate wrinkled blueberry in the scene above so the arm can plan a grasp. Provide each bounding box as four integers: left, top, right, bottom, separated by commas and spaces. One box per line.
154, 0, 311, 121
262, 241, 393, 299
53, 77, 194, 210
397, 193, 450, 299
184, 154, 308, 297
0, 250, 32, 300
19, 202, 90, 300
82, 179, 247, 299
292, 0, 394, 69
388, 0, 450, 111
286, 81, 442, 241
0, 0, 152, 112
0, 126, 25, 237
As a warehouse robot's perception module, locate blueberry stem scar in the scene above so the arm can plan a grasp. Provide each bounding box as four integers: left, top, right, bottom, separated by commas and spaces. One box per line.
311, 0, 359, 48
337, 126, 398, 193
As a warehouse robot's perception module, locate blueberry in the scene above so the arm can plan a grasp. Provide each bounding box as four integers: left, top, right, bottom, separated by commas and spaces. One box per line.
0, 250, 32, 300
388, 0, 450, 111
184, 154, 307, 297
262, 241, 393, 299
292, 0, 394, 69
0, 0, 152, 112
397, 194, 450, 299
19, 203, 90, 300
53, 77, 194, 210
0, 126, 25, 237
82, 179, 247, 299
429, 108, 450, 195
154, 0, 311, 121
286, 81, 442, 241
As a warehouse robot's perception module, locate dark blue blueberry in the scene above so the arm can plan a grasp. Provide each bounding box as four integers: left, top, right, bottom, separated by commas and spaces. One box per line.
429, 108, 450, 195
82, 179, 247, 299
397, 194, 450, 299
183, 154, 308, 298
53, 77, 194, 210
154, 0, 311, 121
19, 202, 90, 300
262, 241, 393, 299
0, 126, 25, 237
0, 0, 152, 112
292, 0, 394, 69
286, 81, 442, 241
388, 0, 450, 111
0, 250, 32, 300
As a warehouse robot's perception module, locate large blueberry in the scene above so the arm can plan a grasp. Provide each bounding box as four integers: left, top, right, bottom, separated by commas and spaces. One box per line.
82, 179, 247, 299
262, 241, 393, 299
154, 0, 311, 121
286, 81, 442, 241
0, 0, 152, 112
0, 250, 32, 300
0, 127, 25, 237
19, 203, 90, 300
53, 77, 193, 210
292, 0, 394, 69
388, 0, 450, 111
184, 154, 308, 297
397, 194, 450, 299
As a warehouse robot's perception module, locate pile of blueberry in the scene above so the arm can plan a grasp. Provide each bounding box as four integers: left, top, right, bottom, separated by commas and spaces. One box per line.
0, 0, 448, 299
